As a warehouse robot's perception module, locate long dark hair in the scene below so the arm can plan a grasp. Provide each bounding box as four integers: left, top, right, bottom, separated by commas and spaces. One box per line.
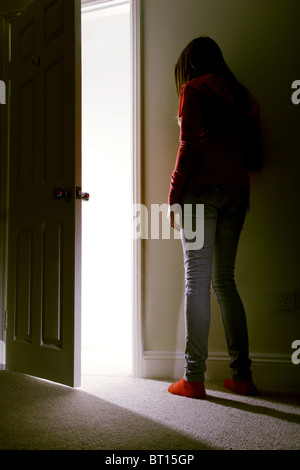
174, 36, 251, 111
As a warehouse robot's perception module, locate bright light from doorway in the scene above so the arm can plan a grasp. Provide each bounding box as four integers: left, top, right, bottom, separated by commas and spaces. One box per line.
81, 1, 132, 376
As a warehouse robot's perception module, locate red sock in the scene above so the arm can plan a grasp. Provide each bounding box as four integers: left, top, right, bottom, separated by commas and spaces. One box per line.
224, 378, 258, 396
168, 378, 206, 399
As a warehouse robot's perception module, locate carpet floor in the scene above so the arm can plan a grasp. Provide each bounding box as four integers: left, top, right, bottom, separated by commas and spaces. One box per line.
0, 371, 299, 450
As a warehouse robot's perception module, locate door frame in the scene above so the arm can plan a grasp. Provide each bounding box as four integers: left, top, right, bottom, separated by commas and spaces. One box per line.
0, 0, 143, 379
0, 9, 20, 371
130, 0, 143, 378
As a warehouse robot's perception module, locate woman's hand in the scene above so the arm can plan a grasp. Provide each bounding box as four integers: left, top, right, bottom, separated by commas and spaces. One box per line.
167, 204, 182, 232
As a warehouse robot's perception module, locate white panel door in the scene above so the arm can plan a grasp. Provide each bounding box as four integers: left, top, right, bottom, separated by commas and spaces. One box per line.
6, 0, 82, 387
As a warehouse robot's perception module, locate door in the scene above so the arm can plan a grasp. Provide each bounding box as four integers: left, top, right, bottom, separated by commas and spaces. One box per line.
6, 0, 82, 387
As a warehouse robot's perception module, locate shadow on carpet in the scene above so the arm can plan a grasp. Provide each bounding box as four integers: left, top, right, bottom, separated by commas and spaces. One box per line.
0, 371, 217, 450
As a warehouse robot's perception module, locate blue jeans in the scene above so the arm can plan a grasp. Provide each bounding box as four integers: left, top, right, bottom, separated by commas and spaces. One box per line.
180, 185, 252, 382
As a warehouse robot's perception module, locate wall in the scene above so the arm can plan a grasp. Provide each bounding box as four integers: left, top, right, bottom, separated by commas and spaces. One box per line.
140, 0, 300, 385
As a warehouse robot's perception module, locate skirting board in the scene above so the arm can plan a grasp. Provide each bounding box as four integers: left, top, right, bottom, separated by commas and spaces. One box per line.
142, 351, 300, 387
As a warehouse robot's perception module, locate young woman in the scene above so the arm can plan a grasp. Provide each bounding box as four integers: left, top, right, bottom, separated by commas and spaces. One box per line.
168, 36, 262, 398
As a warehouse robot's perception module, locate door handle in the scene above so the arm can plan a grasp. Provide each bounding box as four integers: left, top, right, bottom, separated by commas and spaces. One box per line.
53, 187, 72, 201
76, 187, 90, 201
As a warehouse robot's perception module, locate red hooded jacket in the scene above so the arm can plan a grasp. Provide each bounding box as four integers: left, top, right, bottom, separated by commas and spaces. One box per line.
168, 73, 262, 206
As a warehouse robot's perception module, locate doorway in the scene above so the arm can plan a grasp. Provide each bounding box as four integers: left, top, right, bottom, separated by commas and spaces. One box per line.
81, 0, 133, 376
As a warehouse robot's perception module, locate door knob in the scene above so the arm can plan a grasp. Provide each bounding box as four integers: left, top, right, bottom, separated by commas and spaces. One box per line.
53, 188, 72, 201
76, 187, 90, 201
